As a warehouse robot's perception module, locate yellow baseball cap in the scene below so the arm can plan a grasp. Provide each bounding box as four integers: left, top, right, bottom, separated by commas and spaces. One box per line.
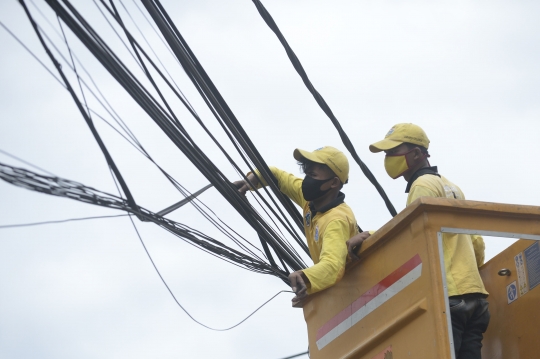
369, 123, 430, 153
293, 146, 349, 183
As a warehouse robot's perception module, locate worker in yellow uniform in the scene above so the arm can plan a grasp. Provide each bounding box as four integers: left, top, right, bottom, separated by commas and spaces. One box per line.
347, 123, 489, 359
235, 146, 359, 303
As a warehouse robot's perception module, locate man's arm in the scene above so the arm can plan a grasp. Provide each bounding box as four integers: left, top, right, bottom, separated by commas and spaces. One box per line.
235, 166, 306, 208
302, 220, 349, 294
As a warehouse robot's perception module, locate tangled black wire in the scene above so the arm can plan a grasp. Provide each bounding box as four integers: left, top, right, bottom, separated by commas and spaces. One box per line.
15, 0, 310, 281
0, 161, 284, 277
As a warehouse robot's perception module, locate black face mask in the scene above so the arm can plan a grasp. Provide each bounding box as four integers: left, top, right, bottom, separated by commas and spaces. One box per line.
302, 175, 334, 201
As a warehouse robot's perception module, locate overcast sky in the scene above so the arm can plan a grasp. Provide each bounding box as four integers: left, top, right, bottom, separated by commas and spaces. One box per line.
1, 1, 540, 358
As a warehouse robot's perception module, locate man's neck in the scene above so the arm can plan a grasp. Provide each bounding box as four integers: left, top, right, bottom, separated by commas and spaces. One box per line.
311, 191, 339, 211
403, 160, 430, 182
404, 166, 440, 193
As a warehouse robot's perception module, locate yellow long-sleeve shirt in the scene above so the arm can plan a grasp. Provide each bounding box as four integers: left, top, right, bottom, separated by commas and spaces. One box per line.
407, 172, 488, 296
254, 167, 359, 294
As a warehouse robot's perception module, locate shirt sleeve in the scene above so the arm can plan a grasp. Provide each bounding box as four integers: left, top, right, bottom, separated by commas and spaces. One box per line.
302, 220, 349, 294
406, 185, 439, 206
471, 235, 486, 267
251, 166, 306, 208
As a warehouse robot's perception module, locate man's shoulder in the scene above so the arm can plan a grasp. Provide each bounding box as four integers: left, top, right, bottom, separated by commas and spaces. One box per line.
412, 173, 444, 187
411, 173, 465, 199
332, 201, 355, 215
409, 174, 445, 200
319, 203, 356, 225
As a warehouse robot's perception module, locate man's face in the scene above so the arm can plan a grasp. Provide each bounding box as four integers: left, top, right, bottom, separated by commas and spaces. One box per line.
384, 143, 422, 179
304, 162, 335, 181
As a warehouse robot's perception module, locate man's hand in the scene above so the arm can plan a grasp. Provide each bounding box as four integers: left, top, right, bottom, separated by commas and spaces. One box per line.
233, 173, 259, 196
289, 270, 310, 303
346, 231, 371, 260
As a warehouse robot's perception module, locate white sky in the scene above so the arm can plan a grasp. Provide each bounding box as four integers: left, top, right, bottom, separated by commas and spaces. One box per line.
1, 1, 539, 358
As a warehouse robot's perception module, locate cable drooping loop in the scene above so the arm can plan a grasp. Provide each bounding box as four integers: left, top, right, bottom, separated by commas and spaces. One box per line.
251, 0, 397, 217
119, 167, 294, 332
134, 212, 295, 331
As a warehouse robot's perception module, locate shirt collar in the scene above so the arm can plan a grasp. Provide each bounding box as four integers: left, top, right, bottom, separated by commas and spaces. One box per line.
309, 192, 345, 217
405, 166, 440, 193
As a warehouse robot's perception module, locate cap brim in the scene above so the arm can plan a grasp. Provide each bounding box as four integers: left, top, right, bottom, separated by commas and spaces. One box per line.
369, 139, 403, 153
293, 148, 325, 163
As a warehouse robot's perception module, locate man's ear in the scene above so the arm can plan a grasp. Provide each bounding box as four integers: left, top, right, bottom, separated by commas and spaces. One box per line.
413, 147, 423, 160
330, 177, 341, 188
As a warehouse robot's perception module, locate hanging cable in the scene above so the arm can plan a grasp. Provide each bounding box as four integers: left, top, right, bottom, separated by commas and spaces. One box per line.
0, 148, 56, 176
98, 0, 308, 264
34, 0, 308, 274
0, 214, 130, 229
0, 21, 65, 89
133, 210, 294, 330
131, 209, 294, 331
20, 0, 139, 214
251, 0, 397, 217
139, 0, 309, 254
113, 161, 292, 332
0, 161, 287, 278
278, 351, 309, 359
1, 16, 269, 264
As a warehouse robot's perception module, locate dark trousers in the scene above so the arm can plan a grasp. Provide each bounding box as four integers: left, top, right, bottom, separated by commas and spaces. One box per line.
449, 294, 490, 359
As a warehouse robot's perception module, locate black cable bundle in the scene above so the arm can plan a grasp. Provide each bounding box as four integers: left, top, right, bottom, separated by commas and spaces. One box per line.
100, 0, 311, 268
139, 0, 311, 258
17, 0, 309, 279
12, 0, 400, 285
0, 161, 286, 278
